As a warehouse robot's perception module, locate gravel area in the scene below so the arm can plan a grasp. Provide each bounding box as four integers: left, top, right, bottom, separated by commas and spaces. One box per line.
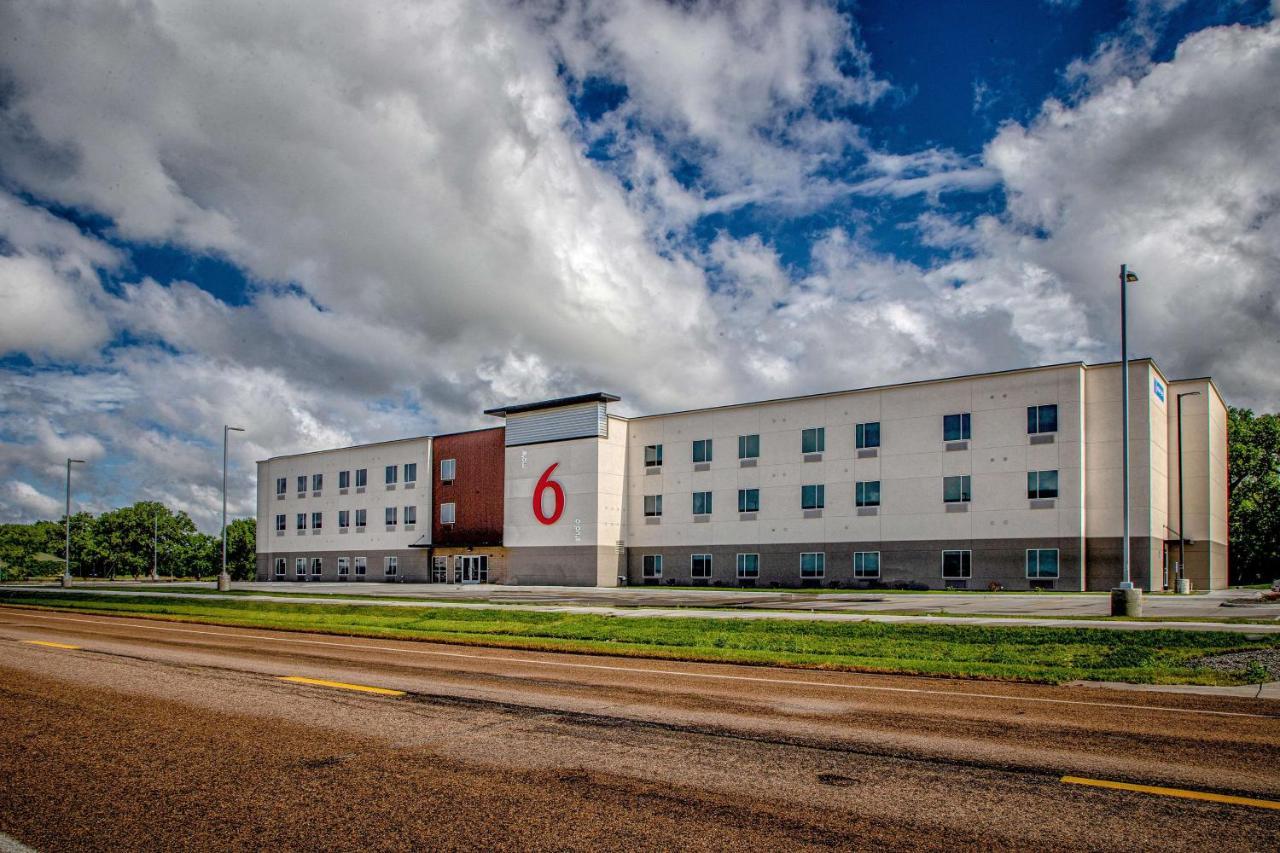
1189, 647, 1280, 679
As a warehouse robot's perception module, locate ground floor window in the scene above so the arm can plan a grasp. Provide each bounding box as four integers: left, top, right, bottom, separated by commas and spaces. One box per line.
736, 553, 759, 579
432, 556, 448, 583
642, 555, 663, 578
273, 557, 285, 577
854, 551, 880, 578
384, 556, 398, 576
337, 557, 349, 576
295, 557, 305, 577
800, 552, 825, 578
310, 557, 322, 576
1026, 548, 1059, 579
691, 553, 713, 579
942, 550, 972, 579
354, 556, 366, 576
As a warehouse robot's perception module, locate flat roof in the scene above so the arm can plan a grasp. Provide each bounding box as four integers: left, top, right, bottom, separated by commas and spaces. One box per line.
484, 392, 620, 418
622, 358, 1169, 421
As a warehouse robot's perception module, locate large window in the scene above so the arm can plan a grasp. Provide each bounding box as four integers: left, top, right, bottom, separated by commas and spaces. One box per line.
440, 502, 456, 525
645, 444, 663, 467
275, 477, 286, 496
339, 470, 350, 489
404, 505, 417, 525
1027, 470, 1059, 499
384, 556, 398, 576
385, 465, 398, 484
1027, 548, 1060, 579
338, 510, 349, 529
801, 484, 825, 510
854, 551, 880, 578
385, 506, 397, 526
642, 555, 663, 578
354, 556, 366, 576
855, 480, 881, 507
737, 553, 759, 579
355, 508, 367, 528
692, 491, 713, 515
943, 413, 972, 441
275, 514, 285, 532
738, 488, 759, 513
404, 463, 417, 483
355, 468, 367, 488
691, 553, 713, 579
311, 511, 322, 530
1027, 404, 1058, 435
943, 475, 971, 503
942, 550, 972, 579
296, 513, 306, 531
296, 475, 306, 493
692, 439, 713, 463
311, 473, 323, 491
856, 421, 880, 449
337, 557, 349, 577
644, 494, 663, 517
802, 427, 825, 454
295, 557, 306, 577
738, 434, 760, 459
310, 557, 322, 576
800, 552, 825, 578
274, 557, 285, 577
440, 458, 456, 482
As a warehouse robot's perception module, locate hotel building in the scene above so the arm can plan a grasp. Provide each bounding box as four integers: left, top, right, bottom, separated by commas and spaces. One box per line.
255, 358, 1229, 590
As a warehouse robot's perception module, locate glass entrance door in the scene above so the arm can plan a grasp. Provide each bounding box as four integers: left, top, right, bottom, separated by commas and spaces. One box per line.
457, 555, 488, 584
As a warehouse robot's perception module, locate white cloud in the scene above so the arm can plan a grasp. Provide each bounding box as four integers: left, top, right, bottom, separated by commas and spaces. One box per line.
2, 482, 63, 520
0, 3, 1276, 530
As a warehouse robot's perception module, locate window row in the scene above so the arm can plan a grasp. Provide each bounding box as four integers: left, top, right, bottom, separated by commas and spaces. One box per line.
640, 548, 1060, 580
275, 464, 421, 496
277, 506, 417, 531
273, 556, 398, 577
642, 471, 1058, 516
641, 405, 1059, 467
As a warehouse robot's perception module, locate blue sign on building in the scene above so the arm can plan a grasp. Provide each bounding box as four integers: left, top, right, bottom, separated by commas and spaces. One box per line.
1153, 378, 1165, 403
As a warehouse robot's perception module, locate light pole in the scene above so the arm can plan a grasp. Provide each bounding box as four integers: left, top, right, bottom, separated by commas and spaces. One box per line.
63, 458, 86, 588
152, 511, 159, 581
1113, 265, 1142, 616
1176, 390, 1202, 591
220, 425, 245, 591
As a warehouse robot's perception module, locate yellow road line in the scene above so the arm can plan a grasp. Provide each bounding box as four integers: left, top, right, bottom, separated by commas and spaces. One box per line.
1061, 776, 1280, 810
21, 640, 80, 650
277, 675, 405, 697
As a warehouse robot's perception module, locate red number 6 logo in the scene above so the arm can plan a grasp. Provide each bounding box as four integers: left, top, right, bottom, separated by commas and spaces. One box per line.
533, 463, 565, 525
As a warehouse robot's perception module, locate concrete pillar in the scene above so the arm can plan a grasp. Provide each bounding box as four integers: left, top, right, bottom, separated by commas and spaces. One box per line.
1110, 587, 1143, 617
216, 573, 231, 592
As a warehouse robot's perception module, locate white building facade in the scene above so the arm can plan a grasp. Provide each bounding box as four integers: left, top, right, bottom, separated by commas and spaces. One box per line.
257, 359, 1229, 590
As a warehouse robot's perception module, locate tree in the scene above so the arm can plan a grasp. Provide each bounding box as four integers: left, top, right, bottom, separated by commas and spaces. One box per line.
224, 518, 257, 580
1228, 407, 1280, 585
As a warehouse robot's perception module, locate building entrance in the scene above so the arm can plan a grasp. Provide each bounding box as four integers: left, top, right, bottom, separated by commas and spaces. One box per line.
456, 555, 488, 584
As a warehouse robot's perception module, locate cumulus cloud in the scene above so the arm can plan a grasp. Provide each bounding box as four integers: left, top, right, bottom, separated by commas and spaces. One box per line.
0, 1, 1276, 530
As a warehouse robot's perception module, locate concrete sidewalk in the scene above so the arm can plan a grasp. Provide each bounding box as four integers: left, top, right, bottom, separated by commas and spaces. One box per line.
5, 584, 1280, 634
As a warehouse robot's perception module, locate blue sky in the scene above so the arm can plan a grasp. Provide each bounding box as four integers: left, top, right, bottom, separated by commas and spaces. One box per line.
1, 0, 1278, 529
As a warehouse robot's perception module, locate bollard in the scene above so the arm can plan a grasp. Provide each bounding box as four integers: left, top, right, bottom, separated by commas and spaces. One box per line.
1110, 587, 1143, 617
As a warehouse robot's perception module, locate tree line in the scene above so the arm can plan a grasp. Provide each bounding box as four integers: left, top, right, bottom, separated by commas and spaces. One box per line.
1229, 407, 1280, 585
0, 501, 256, 581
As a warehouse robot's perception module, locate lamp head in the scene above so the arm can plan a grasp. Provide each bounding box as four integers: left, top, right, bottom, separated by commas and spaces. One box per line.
1124, 271, 1139, 283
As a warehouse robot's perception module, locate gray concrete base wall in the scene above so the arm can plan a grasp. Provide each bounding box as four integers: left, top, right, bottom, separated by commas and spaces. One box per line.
625, 538, 1085, 591
1082, 537, 1158, 591
506, 545, 600, 586
255, 549, 433, 583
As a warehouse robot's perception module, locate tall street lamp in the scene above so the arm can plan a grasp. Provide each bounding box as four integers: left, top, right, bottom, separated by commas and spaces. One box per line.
1113, 264, 1142, 616
1176, 390, 1202, 591
219, 425, 245, 592
63, 458, 86, 588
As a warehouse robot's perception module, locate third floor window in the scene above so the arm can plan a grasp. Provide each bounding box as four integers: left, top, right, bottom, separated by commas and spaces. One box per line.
1028, 404, 1058, 434
855, 421, 880, 449
943, 413, 971, 442
738, 433, 759, 459
692, 438, 713, 463
801, 427, 825, 454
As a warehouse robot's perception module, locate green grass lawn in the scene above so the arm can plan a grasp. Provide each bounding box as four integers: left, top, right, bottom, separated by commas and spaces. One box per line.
3, 589, 1276, 686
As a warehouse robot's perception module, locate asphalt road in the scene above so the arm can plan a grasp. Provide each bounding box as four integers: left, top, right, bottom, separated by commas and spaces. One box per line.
1, 607, 1278, 851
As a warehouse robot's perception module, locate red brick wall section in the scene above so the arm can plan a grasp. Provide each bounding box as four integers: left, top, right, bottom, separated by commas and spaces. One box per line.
433, 427, 505, 546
